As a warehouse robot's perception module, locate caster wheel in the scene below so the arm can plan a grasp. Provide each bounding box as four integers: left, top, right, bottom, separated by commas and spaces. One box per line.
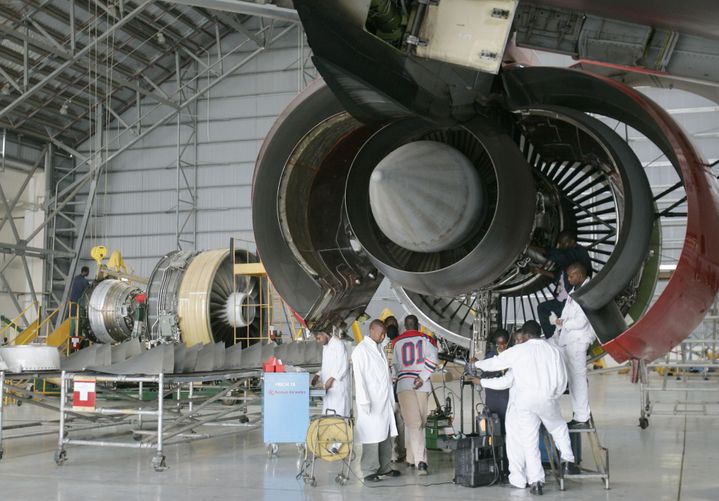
267, 443, 279, 457
152, 455, 167, 472
16, 400, 22, 407
639, 417, 649, 429
0, 449, 4, 461
239, 415, 249, 424
54, 449, 67, 466
335, 474, 347, 486
304, 477, 316, 487
132, 433, 142, 441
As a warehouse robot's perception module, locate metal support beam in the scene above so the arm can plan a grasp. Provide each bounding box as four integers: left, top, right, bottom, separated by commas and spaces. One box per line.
70, 0, 76, 54
162, 0, 300, 22
136, 90, 142, 135
42, 143, 54, 310
29, 172, 92, 246
0, 181, 39, 308
222, 14, 263, 47
0, 66, 23, 94
0, 270, 28, 324
0, 152, 43, 234
139, 74, 176, 106
0, 156, 38, 175
180, 46, 209, 71
0, 241, 74, 259
26, 4, 233, 143
215, 20, 224, 73
0, 145, 45, 316
48, 23, 296, 210
0, 0, 153, 121
175, 49, 183, 248
0, 19, 72, 58
28, 17, 69, 56
44, 131, 88, 163
54, 104, 105, 328
174, 56, 199, 251
107, 106, 133, 133
23, 23, 29, 91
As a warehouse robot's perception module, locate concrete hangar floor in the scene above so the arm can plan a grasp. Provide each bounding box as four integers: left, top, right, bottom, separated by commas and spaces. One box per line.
0, 373, 714, 501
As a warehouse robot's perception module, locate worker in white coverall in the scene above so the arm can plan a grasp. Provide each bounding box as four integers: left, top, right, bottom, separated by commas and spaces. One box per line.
312, 331, 351, 416
475, 321, 575, 496
351, 319, 401, 482
552, 262, 595, 428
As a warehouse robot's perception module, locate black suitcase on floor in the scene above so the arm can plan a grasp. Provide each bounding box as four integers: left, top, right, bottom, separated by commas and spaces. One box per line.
454, 435, 503, 487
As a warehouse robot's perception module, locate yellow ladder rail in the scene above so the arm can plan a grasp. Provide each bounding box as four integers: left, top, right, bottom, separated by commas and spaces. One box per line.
1, 302, 38, 341
14, 318, 40, 345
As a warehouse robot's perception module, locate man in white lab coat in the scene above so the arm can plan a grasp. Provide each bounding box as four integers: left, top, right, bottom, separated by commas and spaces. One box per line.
312, 331, 350, 417
552, 262, 595, 428
352, 319, 401, 482
475, 321, 575, 495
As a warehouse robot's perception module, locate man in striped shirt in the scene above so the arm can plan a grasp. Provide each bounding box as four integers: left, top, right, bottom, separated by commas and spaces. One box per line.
392, 315, 439, 475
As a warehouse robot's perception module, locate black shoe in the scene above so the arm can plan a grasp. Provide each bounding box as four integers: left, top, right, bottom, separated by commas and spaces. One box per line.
364, 474, 381, 482
378, 469, 401, 478
417, 462, 428, 476
568, 419, 591, 430
405, 462, 415, 468
529, 481, 544, 495
562, 461, 581, 475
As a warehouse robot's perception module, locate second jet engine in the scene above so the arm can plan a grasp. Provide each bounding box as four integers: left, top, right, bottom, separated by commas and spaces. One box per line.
145, 248, 268, 348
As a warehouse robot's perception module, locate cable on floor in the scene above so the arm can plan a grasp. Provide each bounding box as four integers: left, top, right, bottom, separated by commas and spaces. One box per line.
675, 410, 688, 501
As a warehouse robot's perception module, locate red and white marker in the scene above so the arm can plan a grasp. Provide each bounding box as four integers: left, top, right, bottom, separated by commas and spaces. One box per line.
72, 377, 96, 411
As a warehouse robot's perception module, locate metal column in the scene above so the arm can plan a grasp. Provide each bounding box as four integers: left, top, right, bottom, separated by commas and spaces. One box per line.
0, 371, 5, 461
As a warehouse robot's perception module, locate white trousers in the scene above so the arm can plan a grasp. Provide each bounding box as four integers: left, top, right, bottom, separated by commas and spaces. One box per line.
505, 399, 575, 488
397, 390, 429, 466
560, 342, 592, 422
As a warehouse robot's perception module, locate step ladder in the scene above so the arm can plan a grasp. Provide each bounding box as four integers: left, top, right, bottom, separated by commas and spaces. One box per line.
544, 416, 610, 490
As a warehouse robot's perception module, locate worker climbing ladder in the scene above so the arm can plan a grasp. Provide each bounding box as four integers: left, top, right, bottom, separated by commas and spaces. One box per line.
543, 416, 610, 490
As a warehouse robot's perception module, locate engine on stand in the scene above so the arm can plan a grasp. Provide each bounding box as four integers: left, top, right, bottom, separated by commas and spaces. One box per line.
77, 247, 269, 352
145, 248, 268, 349
78, 278, 145, 345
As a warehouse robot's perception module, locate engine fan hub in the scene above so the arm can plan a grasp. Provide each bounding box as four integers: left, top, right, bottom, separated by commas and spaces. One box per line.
369, 140, 484, 253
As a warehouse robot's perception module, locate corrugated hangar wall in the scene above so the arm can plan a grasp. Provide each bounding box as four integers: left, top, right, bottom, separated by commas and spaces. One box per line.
75, 28, 309, 278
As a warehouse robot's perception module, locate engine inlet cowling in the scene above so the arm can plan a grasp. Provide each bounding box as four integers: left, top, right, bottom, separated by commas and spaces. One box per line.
344, 117, 536, 297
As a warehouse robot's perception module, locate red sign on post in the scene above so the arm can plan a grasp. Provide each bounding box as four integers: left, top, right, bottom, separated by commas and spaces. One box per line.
72, 377, 96, 411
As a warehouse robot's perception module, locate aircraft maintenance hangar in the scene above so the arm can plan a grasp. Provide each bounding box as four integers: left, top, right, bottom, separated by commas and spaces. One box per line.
0, 1, 717, 500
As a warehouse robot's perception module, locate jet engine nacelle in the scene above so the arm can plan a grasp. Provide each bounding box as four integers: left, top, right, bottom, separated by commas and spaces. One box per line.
252, 0, 719, 363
